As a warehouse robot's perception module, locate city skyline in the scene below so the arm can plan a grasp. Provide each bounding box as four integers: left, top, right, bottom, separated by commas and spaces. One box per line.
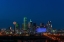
0, 18, 63, 29
0, 0, 64, 29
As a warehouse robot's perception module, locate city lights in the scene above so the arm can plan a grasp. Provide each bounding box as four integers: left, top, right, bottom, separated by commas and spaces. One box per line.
0, 17, 63, 42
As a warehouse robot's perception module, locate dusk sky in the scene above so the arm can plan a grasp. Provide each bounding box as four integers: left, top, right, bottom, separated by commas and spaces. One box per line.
0, 0, 64, 29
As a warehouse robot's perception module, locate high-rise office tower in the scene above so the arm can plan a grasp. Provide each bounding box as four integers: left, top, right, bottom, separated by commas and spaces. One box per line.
28, 19, 33, 33
47, 21, 52, 32
28, 22, 30, 28
30, 19, 32, 24
28, 19, 32, 28
23, 17, 28, 30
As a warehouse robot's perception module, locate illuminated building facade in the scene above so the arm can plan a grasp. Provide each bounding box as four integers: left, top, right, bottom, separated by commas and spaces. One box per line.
36, 27, 46, 33
28, 22, 31, 28
28, 19, 32, 28
52, 29, 57, 33
23, 17, 28, 30
47, 21, 52, 32
29, 19, 32, 28
28, 19, 33, 33
9, 27, 12, 32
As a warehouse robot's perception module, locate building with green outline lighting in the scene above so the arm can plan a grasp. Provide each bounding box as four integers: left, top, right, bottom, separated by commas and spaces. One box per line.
23, 17, 28, 30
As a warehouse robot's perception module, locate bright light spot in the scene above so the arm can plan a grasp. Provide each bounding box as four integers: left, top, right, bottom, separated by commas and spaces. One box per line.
36, 28, 46, 33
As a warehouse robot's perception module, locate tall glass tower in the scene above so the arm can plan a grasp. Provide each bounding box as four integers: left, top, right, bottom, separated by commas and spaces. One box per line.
47, 21, 52, 33
29, 19, 33, 32
23, 17, 27, 30
29, 19, 32, 28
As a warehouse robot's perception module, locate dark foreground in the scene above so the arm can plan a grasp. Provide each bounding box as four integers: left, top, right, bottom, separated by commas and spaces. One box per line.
0, 35, 59, 42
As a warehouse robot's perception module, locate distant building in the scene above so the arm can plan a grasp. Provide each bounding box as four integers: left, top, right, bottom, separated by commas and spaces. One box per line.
28, 19, 33, 33
28, 22, 31, 28
1, 28, 6, 32
9, 27, 12, 31
13, 21, 16, 33
28, 19, 32, 28
56, 29, 64, 35
47, 21, 52, 33
13, 21, 20, 34
29, 19, 32, 28
33, 23, 37, 32
23, 17, 28, 30
33, 23, 37, 28
36, 26, 40, 28
40, 23, 44, 28
51, 29, 57, 33
15, 23, 19, 30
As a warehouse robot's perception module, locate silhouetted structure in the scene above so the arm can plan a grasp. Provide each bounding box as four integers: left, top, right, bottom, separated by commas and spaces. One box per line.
13, 21, 16, 33
33, 23, 37, 33
40, 23, 44, 28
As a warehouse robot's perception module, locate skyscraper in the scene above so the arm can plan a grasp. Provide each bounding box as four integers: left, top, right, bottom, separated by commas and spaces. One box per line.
23, 17, 28, 30
28, 19, 32, 28
47, 21, 52, 33
28, 19, 33, 33
30, 19, 32, 24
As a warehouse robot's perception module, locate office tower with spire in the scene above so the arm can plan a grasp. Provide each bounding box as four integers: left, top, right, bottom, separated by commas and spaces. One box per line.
23, 17, 28, 30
